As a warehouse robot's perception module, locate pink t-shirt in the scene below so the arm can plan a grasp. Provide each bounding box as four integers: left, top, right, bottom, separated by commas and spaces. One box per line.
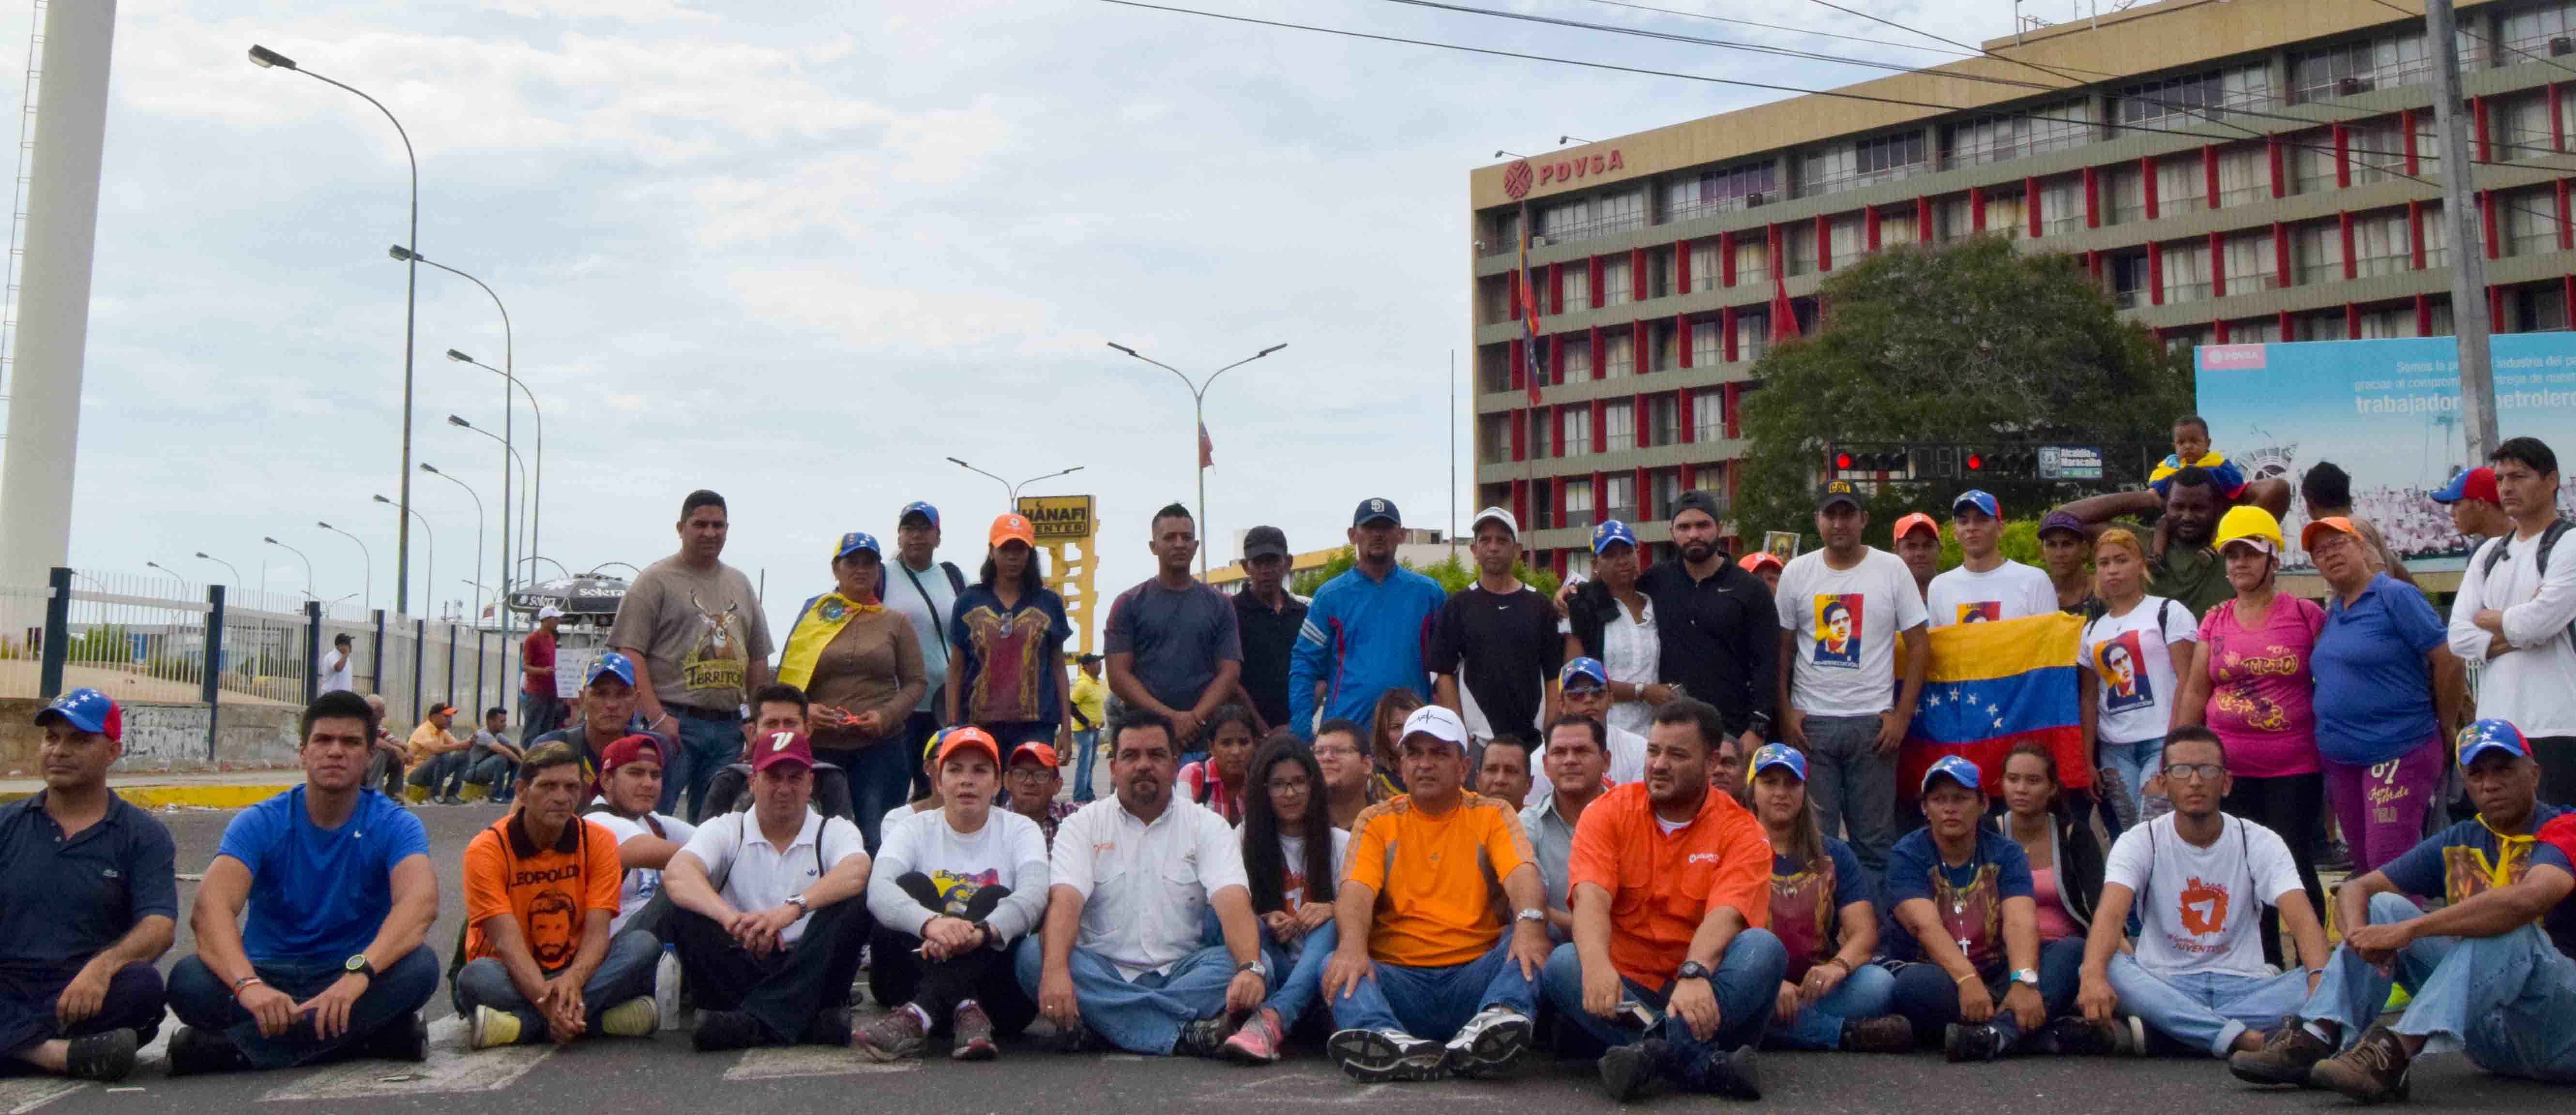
2197, 595, 2326, 779
2029, 865, 2079, 942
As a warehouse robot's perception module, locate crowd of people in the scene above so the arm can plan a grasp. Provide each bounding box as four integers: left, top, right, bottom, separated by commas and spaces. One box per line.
7, 419, 2576, 1105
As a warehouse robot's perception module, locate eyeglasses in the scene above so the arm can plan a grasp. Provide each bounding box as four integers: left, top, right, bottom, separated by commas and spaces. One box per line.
2163, 763, 2225, 784
1267, 777, 1312, 795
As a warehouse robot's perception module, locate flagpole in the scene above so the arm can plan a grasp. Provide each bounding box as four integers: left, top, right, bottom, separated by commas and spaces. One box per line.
1519, 197, 1537, 565
1449, 348, 1457, 561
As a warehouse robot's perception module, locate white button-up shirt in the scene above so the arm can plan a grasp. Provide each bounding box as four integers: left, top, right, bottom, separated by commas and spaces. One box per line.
680, 808, 866, 946
1050, 796, 1248, 979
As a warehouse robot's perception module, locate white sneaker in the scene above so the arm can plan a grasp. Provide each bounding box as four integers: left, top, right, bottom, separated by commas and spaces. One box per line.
1444, 1006, 1534, 1078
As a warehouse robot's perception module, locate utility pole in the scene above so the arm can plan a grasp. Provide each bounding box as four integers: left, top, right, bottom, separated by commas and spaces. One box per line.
2427, 0, 2499, 463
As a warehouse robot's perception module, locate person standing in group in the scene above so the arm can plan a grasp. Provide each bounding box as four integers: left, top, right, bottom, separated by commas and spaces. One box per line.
882, 502, 968, 799
1216, 738, 1351, 1064
2171, 507, 2326, 964
1774, 480, 1930, 876
2037, 512, 2102, 618
608, 490, 777, 822
1107, 504, 1244, 754
1926, 490, 2055, 627
521, 606, 566, 742
1743, 743, 1908, 1055
2299, 462, 2414, 586
2447, 437, 2576, 806
948, 513, 1076, 769
2078, 529, 2197, 833
1311, 719, 1380, 830
1522, 715, 1611, 945
1633, 492, 1775, 756
1561, 520, 1662, 740
2307, 517, 2463, 877
1891, 512, 1942, 603
779, 531, 924, 850
2060, 467, 2235, 618
1230, 526, 1307, 734
1738, 551, 1783, 593
2431, 465, 2511, 543
1068, 653, 1108, 804
319, 633, 356, 695
1433, 508, 1561, 743
1290, 498, 1445, 740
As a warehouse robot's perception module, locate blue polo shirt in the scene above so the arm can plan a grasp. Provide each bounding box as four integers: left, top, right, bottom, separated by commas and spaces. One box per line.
2314, 573, 2447, 766
214, 786, 428, 964
0, 792, 178, 971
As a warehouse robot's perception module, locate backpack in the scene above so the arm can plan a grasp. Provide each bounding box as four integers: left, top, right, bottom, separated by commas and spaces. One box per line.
2475, 521, 2576, 643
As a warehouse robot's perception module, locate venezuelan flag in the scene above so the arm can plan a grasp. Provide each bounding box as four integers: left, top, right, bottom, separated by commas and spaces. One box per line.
1898, 611, 2086, 798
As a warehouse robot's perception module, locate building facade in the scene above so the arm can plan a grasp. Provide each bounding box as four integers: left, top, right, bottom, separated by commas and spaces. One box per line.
1470, 0, 2576, 577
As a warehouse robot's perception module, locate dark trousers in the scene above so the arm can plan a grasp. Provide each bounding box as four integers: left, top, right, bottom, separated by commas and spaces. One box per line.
518, 690, 565, 743
1886, 937, 2083, 1050
0, 961, 166, 1067
852, 733, 923, 853
2222, 771, 2326, 967
672, 897, 871, 1043
365, 750, 407, 797
867, 874, 1035, 1034
167, 946, 439, 1070
903, 710, 942, 803
2533, 735, 2576, 808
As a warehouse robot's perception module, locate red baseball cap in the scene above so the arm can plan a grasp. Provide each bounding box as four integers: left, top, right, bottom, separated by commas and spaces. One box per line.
750, 730, 816, 773
599, 734, 664, 777
1893, 512, 1940, 542
1013, 742, 1061, 770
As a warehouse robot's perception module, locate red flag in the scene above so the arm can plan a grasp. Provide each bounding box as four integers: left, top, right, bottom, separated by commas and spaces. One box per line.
1769, 238, 1801, 345
1199, 421, 1214, 468
1519, 207, 1546, 405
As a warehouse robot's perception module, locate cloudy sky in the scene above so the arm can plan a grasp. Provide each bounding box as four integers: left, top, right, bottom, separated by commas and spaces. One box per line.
18, 0, 2022, 640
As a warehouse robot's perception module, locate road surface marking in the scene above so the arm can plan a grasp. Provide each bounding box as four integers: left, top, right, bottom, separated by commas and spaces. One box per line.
723, 1047, 919, 1080
261, 1017, 555, 1101
0, 1080, 82, 1115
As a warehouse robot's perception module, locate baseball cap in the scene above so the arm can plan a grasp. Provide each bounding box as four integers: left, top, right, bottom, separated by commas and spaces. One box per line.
2216, 505, 2285, 558
1921, 754, 1983, 795
1750, 742, 1807, 782
1560, 657, 1609, 689
1816, 480, 1863, 512
936, 724, 1001, 768
1952, 489, 2001, 519
750, 730, 817, 773
2431, 467, 2500, 506
585, 651, 637, 689
2037, 511, 2087, 541
1078, 652, 1103, 665
1352, 497, 1402, 527
1892, 512, 1940, 542
899, 501, 940, 527
1014, 742, 1061, 770
834, 531, 881, 561
2456, 718, 2533, 767
1398, 705, 1467, 750
1591, 519, 1637, 555
425, 702, 458, 719
1737, 551, 1782, 573
990, 513, 1036, 549
599, 734, 664, 777
1471, 506, 1520, 538
2299, 516, 2362, 553
1243, 525, 1289, 561
1670, 489, 1726, 524
922, 726, 951, 767
536, 605, 566, 620
34, 687, 121, 741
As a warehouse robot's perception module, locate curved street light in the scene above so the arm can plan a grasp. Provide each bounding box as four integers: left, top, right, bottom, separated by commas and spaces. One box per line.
373, 495, 435, 620
263, 536, 314, 601
943, 458, 1086, 508
420, 463, 486, 624
1105, 340, 1287, 575
145, 560, 186, 588
317, 521, 373, 617
192, 551, 244, 595
446, 347, 541, 585
394, 254, 517, 647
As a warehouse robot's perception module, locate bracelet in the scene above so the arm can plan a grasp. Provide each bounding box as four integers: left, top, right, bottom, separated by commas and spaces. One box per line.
1954, 972, 1979, 986
230, 976, 264, 998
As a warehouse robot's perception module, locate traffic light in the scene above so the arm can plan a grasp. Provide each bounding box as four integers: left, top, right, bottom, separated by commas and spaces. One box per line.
1832, 448, 1910, 474
1963, 448, 2038, 476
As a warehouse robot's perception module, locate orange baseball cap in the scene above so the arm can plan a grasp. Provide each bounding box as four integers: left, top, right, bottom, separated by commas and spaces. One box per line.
1893, 512, 1940, 542
936, 725, 1002, 767
1737, 551, 1782, 573
1012, 742, 1061, 770
2300, 515, 2361, 552
990, 513, 1036, 549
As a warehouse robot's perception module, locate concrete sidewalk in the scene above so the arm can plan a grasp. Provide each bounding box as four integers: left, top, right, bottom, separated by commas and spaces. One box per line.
0, 767, 303, 808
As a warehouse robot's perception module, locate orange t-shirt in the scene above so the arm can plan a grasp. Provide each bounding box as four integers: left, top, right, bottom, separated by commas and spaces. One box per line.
462, 813, 622, 972
1566, 782, 1772, 987
1346, 792, 1532, 967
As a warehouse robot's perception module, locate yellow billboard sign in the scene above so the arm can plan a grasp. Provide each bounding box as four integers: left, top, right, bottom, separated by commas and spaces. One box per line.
1016, 495, 1096, 542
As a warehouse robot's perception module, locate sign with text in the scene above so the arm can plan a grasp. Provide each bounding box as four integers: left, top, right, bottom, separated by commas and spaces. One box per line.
1016, 494, 1096, 541
2038, 445, 2104, 480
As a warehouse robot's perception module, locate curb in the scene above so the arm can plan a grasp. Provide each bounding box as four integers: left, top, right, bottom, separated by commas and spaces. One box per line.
0, 782, 301, 809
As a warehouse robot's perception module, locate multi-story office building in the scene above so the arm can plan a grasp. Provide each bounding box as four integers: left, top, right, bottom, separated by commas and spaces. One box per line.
1470, 0, 2576, 577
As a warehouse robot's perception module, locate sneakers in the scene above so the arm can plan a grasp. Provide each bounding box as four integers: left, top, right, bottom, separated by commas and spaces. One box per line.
1443, 1006, 1534, 1078
2028, 1016, 2116, 1056
62, 1029, 136, 1082
1662, 1041, 1762, 1100
1173, 1011, 1245, 1059
692, 1010, 771, 1052
850, 1006, 928, 1062
599, 996, 658, 1038
1219, 1007, 1286, 1065
2229, 1017, 2335, 1087
1839, 1015, 1915, 1054
1597, 1040, 1663, 1104
164, 1026, 247, 1077
1943, 1021, 2008, 1063
951, 1001, 999, 1061
363, 1013, 430, 1062
470, 1006, 525, 1050
1052, 1021, 1106, 1054
1326, 1027, 1449, 1083
2310, 1025, 2413, 1103
2110, 1014, 2150, 1056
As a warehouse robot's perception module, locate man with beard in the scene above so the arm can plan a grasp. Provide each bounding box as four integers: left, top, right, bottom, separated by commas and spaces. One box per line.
1634, 491, 1775, 756
2059, 466, 2288, 619
455, 742, 659, 1048
1291, 498, 1445, 738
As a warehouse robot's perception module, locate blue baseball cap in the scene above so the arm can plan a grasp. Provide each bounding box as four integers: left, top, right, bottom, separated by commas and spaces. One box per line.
1352, 497, 1401, 527
834, 531, 881, 560
2457, 718, 2533, 768
586, 651, 637, 690
899, 501, 939, 527
1921, 754, 1983, 794
1560, 657, 1609, 689
1952, 489, 2000, 519
1591, 519, 1637, 555
34, 687, 120, 741
1750, 743, 1806, 782
2430, 467, 2500, 507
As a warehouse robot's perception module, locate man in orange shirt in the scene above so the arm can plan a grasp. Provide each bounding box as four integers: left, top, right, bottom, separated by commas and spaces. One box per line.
453, 742, 660, 1048
1545, 698, 1785, 1103
1320, 705, 1550, 1083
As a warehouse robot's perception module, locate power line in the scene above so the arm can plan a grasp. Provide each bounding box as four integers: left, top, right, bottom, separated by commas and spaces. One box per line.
1804, 0, 2099, 90
1579, 0, 1976, 60
2363, 0, 2576, 83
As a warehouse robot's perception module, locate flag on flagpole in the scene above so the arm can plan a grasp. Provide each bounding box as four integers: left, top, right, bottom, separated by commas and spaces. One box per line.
1519, 204, 1546, 405
1898, 612, 2089, 798
1769, 235, 1801, 344
1199, 421, 1214, 468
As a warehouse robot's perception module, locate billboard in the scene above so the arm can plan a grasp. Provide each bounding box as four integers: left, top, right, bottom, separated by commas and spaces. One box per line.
2194, 333, 2576, 572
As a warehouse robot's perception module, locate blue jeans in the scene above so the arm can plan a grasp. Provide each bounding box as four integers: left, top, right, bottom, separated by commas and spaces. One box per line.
407, 751, 469, 798
1541, 931, 1787, 1056
1070, 729, 1101, 803
1013, 938, 1237, 1055
2301, 892, 2444, 1042
1258, 921, 1337, 1025
2099, 736, 2165, 832
2305, 891, 2576, 1080
660, 713, 740, 822
1328, 933, 1541, 1040
517, 690, 564, 744
2106, 954, 2310, 1055
450, 928, 660, 1037
167, 946, 439, 1070
1886, 936, 2083, 1049
465, 753, 516, 802
844, 739, 916, 853
1804, 715, 1895, 877
1766, 959, 1897, 1050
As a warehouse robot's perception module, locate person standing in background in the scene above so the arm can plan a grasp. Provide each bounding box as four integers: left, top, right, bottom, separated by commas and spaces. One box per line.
1432, 507, 1560, 742
1561, 520, 1662, 740
319, 634, 356, 695
1289, 498, 1444, 740
947, 514, 1076, 767
2308, 517, 2461, 876
1925, 490, 2055, 627
521, 607, 565, 743
1068, 654, 1108, 804
780, 531, 924, 850
883, 501, 968, 799
2446, 437, 2576, 807
1230, 526, 1307, 734
607, 490, 776, 822
1106, 504, 1245, 753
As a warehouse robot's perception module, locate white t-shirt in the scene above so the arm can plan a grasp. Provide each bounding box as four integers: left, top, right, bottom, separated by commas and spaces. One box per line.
319, 646, 355, 694
1925, 560, 2057, 627
1775, 547, 1930, 717
2078, 596, 2200, 745
1274, 829, 1353, 910
1050, 797, 1249, 979
1524, 722, 1647, 811
886, 558, 962, 713
588, 804, 697, 936
2448, 529, 2576, 736
679, 808, 867, 945
1558, 596, 1659, 737
2103, 813, 2303, 979
867, 807, 1049, 942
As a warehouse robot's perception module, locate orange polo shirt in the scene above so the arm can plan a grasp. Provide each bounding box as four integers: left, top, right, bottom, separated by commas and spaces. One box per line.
462, 812, 621, 972
1346, 791, 1532, 967
1566, 781, 1772, 987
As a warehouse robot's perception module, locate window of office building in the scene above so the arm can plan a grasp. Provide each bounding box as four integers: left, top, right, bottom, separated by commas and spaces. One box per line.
2163, 241, 2211, 304
2290, 32, 2432, 102
2353, 211, 2409, 277
1604, 475, 1636, 523
1649, 395, 1679, 445
1481, 414, 1511, 463
1565, 482, 1595, 523
1531, 479, 1554, 530
2036, 178, 2082, 234
1604, 402, 1634, 452
2102, 165, 2144, 225
1829, 214, 1866, 260
2349, 119, 2408, 185
1801, 131, 1928, 197
2290, 130, 2338, 194
2500, 2, 2576, 62
1604, 331, 1634, 378
2496, 94, 2556, 163
1564, 265, 1591, 309
2232, 317, 2281, 344
2506, 187, 2560, 256
1561, 336, 1592, 380
1664, 161, 1779, 221
1935, 195, 1975, 241
2356, 306, 2410, 339
2214, 144, 2266, 207
2224, 231, 2273, 291
1691, 320, 1723, 365
1651, 469, 1681, 518
1736, 311, 1771, 363
1733, 235, 1769, 285
1563, 409, 1592, 457
1603, 256, 1632, 307
1880, 208, 1919, 244
2422, 202, 2451, 268
1984, 190, 2026, 240
2155, 156, 2206, 211
2293, 309, 2348, 342
1786, 226, 1816, 275
2292, 222, 2344, 285
2117, 64, 2275, 126
1694, 388, 1724, 440
1529, 411, 1551, 460
1943, 99, 2095, 169
2108, 251, 2149, 309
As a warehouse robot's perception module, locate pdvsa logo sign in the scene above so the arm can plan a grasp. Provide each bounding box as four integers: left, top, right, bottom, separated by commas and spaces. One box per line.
1508, 150, 1628, 200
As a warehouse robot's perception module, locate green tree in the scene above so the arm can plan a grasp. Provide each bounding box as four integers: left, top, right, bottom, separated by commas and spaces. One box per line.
1289, 546, 1559, 599
1736, 236, 2190, 549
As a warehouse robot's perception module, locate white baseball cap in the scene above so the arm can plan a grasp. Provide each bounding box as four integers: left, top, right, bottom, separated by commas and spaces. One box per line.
536, 605, 565, 620
1470, 506, 1520, 538
1399, 705, 1468, 750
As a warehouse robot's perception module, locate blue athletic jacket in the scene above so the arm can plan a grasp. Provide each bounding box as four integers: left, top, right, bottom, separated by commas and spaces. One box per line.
1288, 563, 1445, 738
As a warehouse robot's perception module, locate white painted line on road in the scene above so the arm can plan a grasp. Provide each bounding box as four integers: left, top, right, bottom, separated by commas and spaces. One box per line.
723, 1047, 919, 1081
0, 1079, 83, 1115
261, 1017, 554, 1101
1197, 1071, 1389, 1105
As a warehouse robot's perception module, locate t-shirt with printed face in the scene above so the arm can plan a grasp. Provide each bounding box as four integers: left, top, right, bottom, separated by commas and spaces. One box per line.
2103, 813, 2304, 979
1774, 548, 1930, 717
1880, 828, 2033, 977
2196, 595, 2326, 778
606, 555, 777, 713
1770, 837, 1868, 981
949, 585, 1074, 725
1925, 561, 2057, 628
462, 814, 623, 970
2078, 596, 2199, 745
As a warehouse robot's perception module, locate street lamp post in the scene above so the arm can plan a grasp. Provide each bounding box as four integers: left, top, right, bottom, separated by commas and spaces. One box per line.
318, 521, 372, 617
446, 348, 540, 583
145, 561, 185, 588
420, 464, 485, 625
943, 458, 1085, 508
446, 415, 528, 605
374, 495, 435, 620
248, 44, 419, 616
263, 536, 313, 602
392, 252, 520, 652
192, 552, 243, 594
1105, 341, 1287, 576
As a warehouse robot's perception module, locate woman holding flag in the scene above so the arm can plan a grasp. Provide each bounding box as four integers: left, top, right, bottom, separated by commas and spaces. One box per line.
782, 531, 926, 847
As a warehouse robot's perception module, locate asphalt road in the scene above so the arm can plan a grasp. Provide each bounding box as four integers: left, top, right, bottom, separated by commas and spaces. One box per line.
0, 802, 2561, 1115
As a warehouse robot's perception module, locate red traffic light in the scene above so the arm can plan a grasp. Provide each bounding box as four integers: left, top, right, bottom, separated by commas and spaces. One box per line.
1835, 452, 1854, 470
1966, 452, 1984, 471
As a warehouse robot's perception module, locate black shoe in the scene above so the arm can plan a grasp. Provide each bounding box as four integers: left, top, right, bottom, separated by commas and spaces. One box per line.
165, 1026, 248, 1077
798, 1009, 851, 1047
2317, 840, 2354, 874
359, 1013, 429, 1062
692, 1010, 773, 1052
1052, 1021, 1108, 1054
1664, 1042, 1761, 1100
1840, 1015, 1915, 1053
2228, 1017, 2334, 1087
1173, 1012, 1242, 1058
1944, 1022, 2007, 1063
2029, 1016, 2116, 1056
1598, 1040, 1663, 1104
64, 1029, 136, 1082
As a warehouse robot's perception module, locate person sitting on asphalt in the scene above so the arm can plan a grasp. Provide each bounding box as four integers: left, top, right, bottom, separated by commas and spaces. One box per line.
1320, 705, 1548, 1083
1526, 658, 1646, 812
660, 731, 874, 1052
1882, 756, 2095, 1061
455, 741, 660, 1049
1993, 745, 2106, 957
362, 693, 408, 797
0, 689, 176, 1082
1543, 699, 1785, 1102
529, 652, 668, 801
1003, 741, 1078, 849
1178, 704, 1260, 824
1018, 708, 1270, 1057
583, 734, 695, 940
701, 684, 858, 824
1216, 736, 1351, 1064
2228, 718, 2576, 1101
405, 702, 474, 805
1523, 714, 1613, 945
166, 690, 440, 1075
462, 706, 525, 805
2076, 727, 2327, 1059
1744, 743, 1908, 1055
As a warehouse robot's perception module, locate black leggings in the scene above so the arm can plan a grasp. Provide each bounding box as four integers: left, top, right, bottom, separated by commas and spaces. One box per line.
865, 874, 1033, 1034
2222, 771, 2326, 967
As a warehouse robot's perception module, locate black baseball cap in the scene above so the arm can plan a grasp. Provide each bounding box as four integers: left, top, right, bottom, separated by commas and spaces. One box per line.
1670, 489, 1726, 524
1817, 480, 1864, 512
1243, 525, 1289, 560
1352, 497, 1401, 527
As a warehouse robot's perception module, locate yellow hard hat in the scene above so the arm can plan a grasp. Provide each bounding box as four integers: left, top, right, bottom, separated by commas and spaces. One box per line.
2214, 505, 2284, 557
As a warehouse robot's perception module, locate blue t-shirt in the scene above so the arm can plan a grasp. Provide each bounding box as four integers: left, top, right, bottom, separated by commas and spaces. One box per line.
1770, 836, 1869, 979
214, 786, 430, 964
947, 584, 1075, 725
2314, 574, 2447, 766
0, 794, 178, 969
1105, 578, 1243, 717
1880, 828, 2034, 975
2381, 803, 2576, 958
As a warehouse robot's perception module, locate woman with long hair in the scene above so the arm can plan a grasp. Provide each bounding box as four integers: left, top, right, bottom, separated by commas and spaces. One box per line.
1179, 704, 1260, 824
1992, 743, 2105, 948
946, 513, 1075, 767
2079, 528, 2198, 832
1561, 520, 1665, 738
1366, 688, 1424, 799
1746, 743, 1907, 1052
1216, 734, 1349, 1063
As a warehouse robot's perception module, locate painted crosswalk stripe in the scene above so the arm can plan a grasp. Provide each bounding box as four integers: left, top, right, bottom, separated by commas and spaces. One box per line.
723, 1047, 918, 1081
0, 1079, 83, 1115
260, 1017, 554, 1101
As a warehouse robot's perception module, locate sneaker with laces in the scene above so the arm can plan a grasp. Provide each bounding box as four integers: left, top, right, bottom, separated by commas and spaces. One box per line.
1944, 1021, 2008, 1062
2229, 1017, 2334, 1087
1839, 1014, 1915, 1053
470, 1006, 526, 1050
164, 1026, 247, 1077
1326, 1027, 1448, 1083
62, 1029, 136, 1082
2111, 1014, 2149, 1056
1174, 1011, 1244, 1058
1219, 1007, 1285, 1065
2310, 1025, 2413, 1103
951, 1001, 999, 1061
600, 996, 658, 1038
1443, 1005, 1533, 1078
851, 1007, 928, 1062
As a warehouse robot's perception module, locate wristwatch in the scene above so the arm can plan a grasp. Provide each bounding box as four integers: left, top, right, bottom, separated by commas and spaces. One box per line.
2011, 967, 2040, 987
1237, 959, 1269, 978
343, 954, 375, 979
785, 894, 811, 915
1746, 712, 1773, 738
1514, 907, 1547, 924
1675, 962, 1711, 983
